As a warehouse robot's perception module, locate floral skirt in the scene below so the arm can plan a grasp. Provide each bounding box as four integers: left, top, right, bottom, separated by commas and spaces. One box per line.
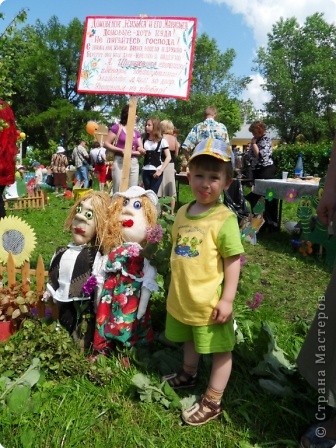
93, 244, 154, 353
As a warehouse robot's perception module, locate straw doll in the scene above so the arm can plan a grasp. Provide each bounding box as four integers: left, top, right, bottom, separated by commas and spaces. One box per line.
93, 186, 159, 354
44, 191, 111, 351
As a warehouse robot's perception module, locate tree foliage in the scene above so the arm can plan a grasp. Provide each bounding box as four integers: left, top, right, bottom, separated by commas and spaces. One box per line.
157, 33, 249, 140
0, 8, 28, 100
255, 13, 336, 143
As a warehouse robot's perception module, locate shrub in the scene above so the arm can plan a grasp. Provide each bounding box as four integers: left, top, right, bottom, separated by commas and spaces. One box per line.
273, 142, 332, 178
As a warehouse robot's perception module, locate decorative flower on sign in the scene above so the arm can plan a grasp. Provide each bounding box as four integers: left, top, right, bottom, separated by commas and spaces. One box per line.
265, 188, 275, 202
285, 189, 297, 203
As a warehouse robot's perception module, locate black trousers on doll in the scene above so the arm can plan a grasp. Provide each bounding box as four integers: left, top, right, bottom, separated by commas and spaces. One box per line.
58, 300, 95, 351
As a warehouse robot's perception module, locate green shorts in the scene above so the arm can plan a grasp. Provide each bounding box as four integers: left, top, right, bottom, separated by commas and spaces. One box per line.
165, 313, 235, 355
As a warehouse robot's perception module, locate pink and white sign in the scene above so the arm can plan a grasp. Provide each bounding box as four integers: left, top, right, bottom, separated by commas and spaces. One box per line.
77, 16, 197, 100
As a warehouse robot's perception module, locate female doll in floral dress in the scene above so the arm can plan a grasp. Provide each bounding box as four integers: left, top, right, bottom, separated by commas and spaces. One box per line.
93, 186, 159, 354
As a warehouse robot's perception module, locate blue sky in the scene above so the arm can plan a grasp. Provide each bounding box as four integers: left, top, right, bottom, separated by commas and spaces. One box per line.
1, 0, 335, 109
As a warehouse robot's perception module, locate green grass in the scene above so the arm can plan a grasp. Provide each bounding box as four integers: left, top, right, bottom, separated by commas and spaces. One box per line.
0, 186, 332, 447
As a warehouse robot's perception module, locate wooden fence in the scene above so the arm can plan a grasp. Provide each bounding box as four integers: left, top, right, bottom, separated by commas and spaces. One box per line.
4, 190, 46, 211
0, 252, 58, 319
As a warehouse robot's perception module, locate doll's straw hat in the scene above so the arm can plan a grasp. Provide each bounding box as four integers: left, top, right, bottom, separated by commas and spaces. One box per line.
113, 186, 158, 206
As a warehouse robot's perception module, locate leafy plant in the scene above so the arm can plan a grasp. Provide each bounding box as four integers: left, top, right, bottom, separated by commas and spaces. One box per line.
142, 211, 174, 294
0, 358, 41, 414
131, 373, 181, 409
0, 278, 39, 326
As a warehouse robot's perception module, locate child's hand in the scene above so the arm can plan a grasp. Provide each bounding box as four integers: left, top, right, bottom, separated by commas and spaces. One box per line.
212, 299, 233, 324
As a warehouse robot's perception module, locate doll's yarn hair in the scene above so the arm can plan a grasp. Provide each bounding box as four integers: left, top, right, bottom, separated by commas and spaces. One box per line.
64, 191, 111, 246
101, 195, 157, 254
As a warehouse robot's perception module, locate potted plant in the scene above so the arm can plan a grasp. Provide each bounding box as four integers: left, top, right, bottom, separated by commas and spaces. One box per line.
0, 277, 39, 341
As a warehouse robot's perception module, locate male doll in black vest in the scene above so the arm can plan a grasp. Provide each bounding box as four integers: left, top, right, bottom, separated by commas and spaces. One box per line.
43, 191, 110, 351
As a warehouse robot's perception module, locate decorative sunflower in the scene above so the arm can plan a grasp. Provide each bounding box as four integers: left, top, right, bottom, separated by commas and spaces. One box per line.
0, 216, 36, 267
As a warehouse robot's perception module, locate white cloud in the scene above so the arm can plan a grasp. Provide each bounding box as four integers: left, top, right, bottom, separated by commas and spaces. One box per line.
205, 0, 336, 46
205, 0, 336, 109
242, 74, 271, 111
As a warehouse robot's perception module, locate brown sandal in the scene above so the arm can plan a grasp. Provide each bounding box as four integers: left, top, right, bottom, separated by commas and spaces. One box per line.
162, 369, 197, 389
182, 396, 221, 426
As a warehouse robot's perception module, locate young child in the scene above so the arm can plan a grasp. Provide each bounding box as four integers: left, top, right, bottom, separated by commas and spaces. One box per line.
32, 161, 43, 191
164, 138, 244, 426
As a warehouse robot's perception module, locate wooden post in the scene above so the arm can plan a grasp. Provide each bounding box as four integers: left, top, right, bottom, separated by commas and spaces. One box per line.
7, 252, 16, 286
120, 96, 138, 192
36, 254, 46, 318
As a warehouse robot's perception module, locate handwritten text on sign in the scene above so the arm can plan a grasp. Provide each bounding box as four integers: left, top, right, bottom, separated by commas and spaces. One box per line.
77, 16, 197, 100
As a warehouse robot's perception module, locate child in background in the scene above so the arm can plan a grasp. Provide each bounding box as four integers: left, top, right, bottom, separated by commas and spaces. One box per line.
164, 138, 244, 426
32, 161, 43, 191
15, 165, 26, 180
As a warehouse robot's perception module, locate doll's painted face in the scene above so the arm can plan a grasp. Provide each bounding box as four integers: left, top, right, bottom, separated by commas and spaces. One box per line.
71, 198, 97, 245
120, 197, 147, 243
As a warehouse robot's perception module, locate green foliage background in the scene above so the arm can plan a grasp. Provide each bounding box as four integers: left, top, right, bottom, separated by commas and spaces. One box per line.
273, 141, 332, 177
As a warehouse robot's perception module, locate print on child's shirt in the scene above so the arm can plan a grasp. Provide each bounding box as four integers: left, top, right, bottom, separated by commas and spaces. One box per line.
174, 225, 204, 257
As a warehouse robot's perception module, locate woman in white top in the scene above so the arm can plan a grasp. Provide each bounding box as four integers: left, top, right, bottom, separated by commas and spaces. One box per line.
142, 117, 171, 194
158, 120, 180, 213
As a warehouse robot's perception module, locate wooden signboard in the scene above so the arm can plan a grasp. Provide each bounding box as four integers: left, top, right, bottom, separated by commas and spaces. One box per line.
78, 16, 197, 191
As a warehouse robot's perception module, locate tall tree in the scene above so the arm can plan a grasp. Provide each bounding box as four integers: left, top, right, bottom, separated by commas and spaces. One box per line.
6, 16, 113, 150
0, 8, 27, 100
161, 33, 249, 140
255, 13, 336, 143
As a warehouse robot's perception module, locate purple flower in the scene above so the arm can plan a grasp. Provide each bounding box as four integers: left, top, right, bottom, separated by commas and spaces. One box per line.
246, 292, 264, 310
128, 244, 140, 257
82, 275, 98, 296
45, 307, 53, 319
31, 307, 39, 318
240, 255, 247, 267
146, 225, 163, 244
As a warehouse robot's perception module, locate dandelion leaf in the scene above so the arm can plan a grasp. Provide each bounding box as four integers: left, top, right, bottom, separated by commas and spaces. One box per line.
131, 372, 152, 389
6, 384, 31, 413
